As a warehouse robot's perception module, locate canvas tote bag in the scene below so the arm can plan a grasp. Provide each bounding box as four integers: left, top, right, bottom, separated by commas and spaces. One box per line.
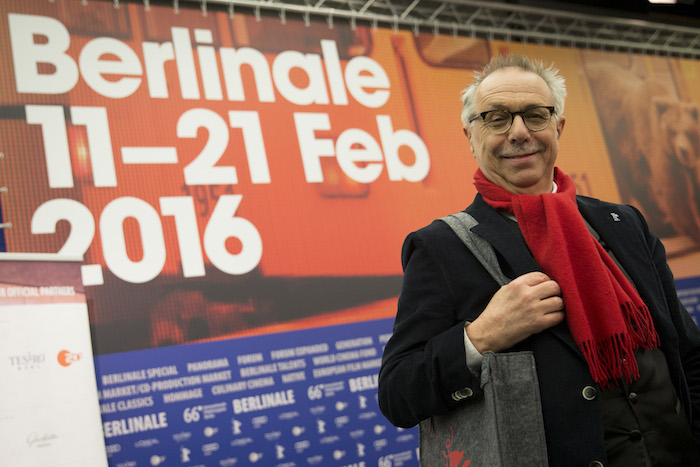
418, 212, 549, 466
419, 351, 548, 466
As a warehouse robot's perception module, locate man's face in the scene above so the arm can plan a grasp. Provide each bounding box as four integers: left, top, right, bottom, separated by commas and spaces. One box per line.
464, 67, 565, 195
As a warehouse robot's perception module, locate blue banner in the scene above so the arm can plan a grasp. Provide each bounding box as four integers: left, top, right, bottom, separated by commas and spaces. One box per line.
677, 276, 700, 326
94, 318, 418, 467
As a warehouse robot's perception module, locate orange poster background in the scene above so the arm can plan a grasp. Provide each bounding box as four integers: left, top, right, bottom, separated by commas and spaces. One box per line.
0, 1, 698, 354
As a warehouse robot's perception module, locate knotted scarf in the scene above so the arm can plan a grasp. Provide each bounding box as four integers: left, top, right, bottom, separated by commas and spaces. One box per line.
474, 167, 659, 387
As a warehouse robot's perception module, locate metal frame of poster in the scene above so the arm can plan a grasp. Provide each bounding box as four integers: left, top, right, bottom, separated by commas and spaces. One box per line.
0, 1, 699, 466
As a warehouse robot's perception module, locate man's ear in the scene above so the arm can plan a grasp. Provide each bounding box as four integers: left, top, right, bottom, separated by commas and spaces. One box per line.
555, 115, 566, 140
463, 126, 475, 154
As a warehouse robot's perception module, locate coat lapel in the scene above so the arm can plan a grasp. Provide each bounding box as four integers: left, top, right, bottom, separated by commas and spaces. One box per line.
577, 198, 647, 291
466, 195, 540, 277
465, 194, 582, 356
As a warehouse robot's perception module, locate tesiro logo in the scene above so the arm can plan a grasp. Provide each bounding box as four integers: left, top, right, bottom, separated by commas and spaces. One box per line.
9, 352, 46, 370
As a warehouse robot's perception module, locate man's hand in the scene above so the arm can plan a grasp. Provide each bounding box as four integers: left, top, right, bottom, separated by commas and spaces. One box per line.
466, 271, 565, 353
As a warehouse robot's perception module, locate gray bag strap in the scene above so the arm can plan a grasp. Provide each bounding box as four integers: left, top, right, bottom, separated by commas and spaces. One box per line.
440, 212, 511, 286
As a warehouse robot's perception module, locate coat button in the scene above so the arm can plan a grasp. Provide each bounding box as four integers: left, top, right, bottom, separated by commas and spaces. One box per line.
628, 392, 639, 404
629, 430, 643, 442
582, 385, 597, 401
451, 387, 474, 401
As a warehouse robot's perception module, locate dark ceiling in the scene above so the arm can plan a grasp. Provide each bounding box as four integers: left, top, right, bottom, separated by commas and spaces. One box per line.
520, 0, 700, 27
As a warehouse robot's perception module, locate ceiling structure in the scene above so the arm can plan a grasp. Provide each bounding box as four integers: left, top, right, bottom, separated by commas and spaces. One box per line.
167, 0, 700, 58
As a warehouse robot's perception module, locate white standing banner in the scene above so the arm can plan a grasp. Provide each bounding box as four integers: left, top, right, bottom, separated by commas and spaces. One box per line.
0, 253, 107, 466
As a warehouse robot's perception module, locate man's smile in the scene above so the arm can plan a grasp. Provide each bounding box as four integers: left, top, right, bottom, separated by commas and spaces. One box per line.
501, 152, 536, 159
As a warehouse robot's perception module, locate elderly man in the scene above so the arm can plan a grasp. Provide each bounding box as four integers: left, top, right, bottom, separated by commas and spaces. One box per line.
378, 54, 700, 466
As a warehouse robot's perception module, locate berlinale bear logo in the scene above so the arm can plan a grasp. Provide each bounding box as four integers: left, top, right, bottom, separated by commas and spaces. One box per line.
442, 426, 470, 467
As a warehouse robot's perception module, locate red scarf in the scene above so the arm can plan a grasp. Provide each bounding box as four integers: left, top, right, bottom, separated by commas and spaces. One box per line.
474, 168, 659, 387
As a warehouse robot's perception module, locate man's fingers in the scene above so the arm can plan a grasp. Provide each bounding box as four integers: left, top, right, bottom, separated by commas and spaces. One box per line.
541, 295, 565, 313
540, 310, 566, 328
532, 279, 562, 300
516, 271, 552, 286
509, 272, 561, 301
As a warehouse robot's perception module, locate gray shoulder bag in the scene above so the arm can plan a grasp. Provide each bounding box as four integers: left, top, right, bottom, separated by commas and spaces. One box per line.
418, 212, 549, 466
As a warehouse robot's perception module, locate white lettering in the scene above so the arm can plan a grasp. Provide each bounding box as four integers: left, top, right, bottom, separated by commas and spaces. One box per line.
141, 41, 173, 98
378, 115, 430, 182
103, 412, 168, 438
345, 56, 390, 108
195, 28, 223, 101
8, 14, 78, 94
171, 27, 199, 99
273, 50, 329, 105
232, 389, 296, 414
79, 38, 142, 98
7, 18, 391, 109
296, 113, 430, 183
349, 374, 379, 392
187, 358, 230, 372
220, 47, 275, 102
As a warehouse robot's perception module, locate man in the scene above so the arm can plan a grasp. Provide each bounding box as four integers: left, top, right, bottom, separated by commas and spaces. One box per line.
378, 54, 700, 466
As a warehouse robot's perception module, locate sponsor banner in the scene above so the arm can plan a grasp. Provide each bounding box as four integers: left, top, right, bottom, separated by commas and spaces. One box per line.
95, 318, 417, 467
0, 256, 108, 466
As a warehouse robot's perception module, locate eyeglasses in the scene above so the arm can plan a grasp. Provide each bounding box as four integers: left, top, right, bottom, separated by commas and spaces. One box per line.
468, 106, 555, 134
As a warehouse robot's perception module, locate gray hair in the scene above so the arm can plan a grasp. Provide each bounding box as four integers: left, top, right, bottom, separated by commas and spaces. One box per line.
460, 55, 567, 127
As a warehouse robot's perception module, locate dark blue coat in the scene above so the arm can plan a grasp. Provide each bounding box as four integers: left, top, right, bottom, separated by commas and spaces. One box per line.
378, 194, 700, 466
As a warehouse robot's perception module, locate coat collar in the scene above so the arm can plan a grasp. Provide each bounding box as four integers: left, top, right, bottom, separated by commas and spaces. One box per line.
465, 194, 641, 281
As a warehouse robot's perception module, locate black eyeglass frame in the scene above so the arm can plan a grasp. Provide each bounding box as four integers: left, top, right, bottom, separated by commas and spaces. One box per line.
468, 106, 556, 134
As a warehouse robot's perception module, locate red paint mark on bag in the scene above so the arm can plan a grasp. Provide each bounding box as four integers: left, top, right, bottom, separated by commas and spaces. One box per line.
442, 426, 470, 467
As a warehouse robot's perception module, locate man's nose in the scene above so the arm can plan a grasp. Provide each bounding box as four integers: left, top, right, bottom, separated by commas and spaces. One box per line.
508, 114, 531, 142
